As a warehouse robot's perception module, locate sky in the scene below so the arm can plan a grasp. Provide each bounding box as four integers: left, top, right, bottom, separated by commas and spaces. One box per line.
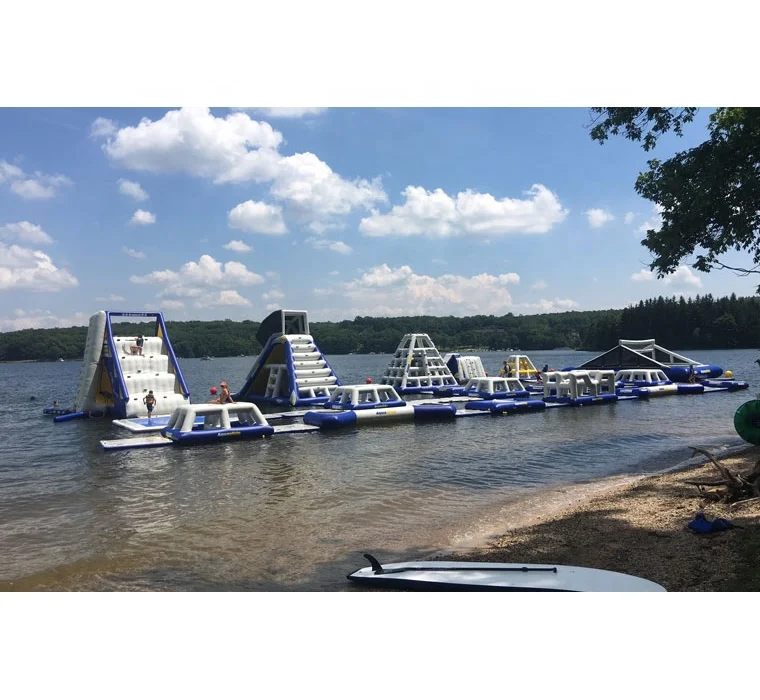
1, 106, 757, 332
2, 106, 756, 332
1, 1, 756, 334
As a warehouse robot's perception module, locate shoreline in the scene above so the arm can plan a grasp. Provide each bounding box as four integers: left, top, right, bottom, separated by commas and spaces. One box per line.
439, 444, 760, 591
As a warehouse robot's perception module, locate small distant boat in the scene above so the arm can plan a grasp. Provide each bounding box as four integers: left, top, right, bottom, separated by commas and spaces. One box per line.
58, 358, 64, 362
200, 356, 212, 361
347, 554, 667, 592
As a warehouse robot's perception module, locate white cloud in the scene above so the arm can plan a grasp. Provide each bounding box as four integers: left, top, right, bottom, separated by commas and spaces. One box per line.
122, 246, 145, 259
265, 302, 281, 312
0, 161, 24, 182
305, 236, 352, 254
637, 203, 665, 235
624, 212, 635, 224
531, 279, 548, 290
516, 298, 579, 313
228, 200, 287, 235
100, 107, 283, 180
0, 221, 54, 245
359, 184, 567, 238
224, 239, 252, 252
255, 108, 327, 119
329, 270, 340, 276
95, 294, 126, 302
631, 264, 703, 288
97, 108, 386, 228
585, 208, 614, 228
195, 290, 251, 308
312, 263, 522, 318
10, 175, 71, 200
130, 254, 265, 302
0, 309, 89, 332
262, 290, 285, 302
118, 178, 148, 201
131, 209, 156, 225
0, 242, 78, 292
631, 269, 655, 282
90, 117, 118, 138
160, 299, 185, 310
1, 161, 71, 200
270, 151, 386, 222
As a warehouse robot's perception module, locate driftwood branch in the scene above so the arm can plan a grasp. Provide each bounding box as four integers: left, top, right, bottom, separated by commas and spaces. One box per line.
687, 446, 760, 504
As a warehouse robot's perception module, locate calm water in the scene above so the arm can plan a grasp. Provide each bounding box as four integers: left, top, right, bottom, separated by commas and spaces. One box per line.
0, 348, 756, 591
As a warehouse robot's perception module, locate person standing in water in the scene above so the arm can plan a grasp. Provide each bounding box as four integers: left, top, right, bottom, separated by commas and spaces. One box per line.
143, 390, 157, 418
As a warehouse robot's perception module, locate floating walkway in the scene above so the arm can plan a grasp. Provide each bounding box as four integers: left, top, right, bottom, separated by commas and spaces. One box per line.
303, 384, 457, 429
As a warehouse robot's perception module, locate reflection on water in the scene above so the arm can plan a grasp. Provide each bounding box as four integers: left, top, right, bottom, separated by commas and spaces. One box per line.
0, 349, 755, 590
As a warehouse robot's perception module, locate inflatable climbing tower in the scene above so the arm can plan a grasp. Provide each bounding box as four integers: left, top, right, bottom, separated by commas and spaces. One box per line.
234, 309, 342, 406
68, 310, 190, 419
381, 333, 458, 394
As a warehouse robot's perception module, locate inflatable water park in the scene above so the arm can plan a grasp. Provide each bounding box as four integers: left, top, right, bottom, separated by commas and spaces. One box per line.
45, 308, 755, 451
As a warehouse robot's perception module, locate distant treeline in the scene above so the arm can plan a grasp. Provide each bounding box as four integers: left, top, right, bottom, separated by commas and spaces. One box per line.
1, 293, 758, 362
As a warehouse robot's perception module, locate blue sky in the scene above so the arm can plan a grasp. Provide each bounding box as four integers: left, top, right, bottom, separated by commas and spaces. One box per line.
0, 106, 755, 331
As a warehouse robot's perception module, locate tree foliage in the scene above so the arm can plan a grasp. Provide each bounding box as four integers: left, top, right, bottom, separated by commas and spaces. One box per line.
590, 107, 760, 290
2, 294, 760, 363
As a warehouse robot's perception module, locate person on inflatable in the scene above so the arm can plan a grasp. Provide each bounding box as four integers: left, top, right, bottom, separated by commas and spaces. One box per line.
131, 334, 144, 356
687, 364, 697, 383
143, 390, 156, 418
210, 381, 235, 404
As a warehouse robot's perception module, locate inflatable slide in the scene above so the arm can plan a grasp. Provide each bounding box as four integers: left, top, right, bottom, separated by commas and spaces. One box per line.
57, 310, 190, 420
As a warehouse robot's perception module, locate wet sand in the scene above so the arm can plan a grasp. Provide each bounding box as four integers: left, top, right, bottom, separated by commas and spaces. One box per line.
444, 445, 760, 591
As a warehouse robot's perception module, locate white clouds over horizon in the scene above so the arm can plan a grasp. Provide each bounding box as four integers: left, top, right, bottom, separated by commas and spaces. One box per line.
0, 309, 90, 333
313, 263, 522, 318
631, 264, 703, 289
130, 253, 265, 308
359, 184, 567, 238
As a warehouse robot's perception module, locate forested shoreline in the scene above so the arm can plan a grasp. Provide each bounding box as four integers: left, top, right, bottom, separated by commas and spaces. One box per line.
1, 293, 758, 362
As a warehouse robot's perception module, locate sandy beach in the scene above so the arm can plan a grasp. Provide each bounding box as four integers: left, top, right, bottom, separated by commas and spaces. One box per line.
446, 445, 760, 591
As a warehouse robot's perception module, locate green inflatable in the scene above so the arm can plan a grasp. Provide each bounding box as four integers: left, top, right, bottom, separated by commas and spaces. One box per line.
734, 400, 760, 445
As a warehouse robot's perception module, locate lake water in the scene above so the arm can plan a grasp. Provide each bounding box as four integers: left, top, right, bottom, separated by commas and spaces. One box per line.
0, 348, 756, 591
